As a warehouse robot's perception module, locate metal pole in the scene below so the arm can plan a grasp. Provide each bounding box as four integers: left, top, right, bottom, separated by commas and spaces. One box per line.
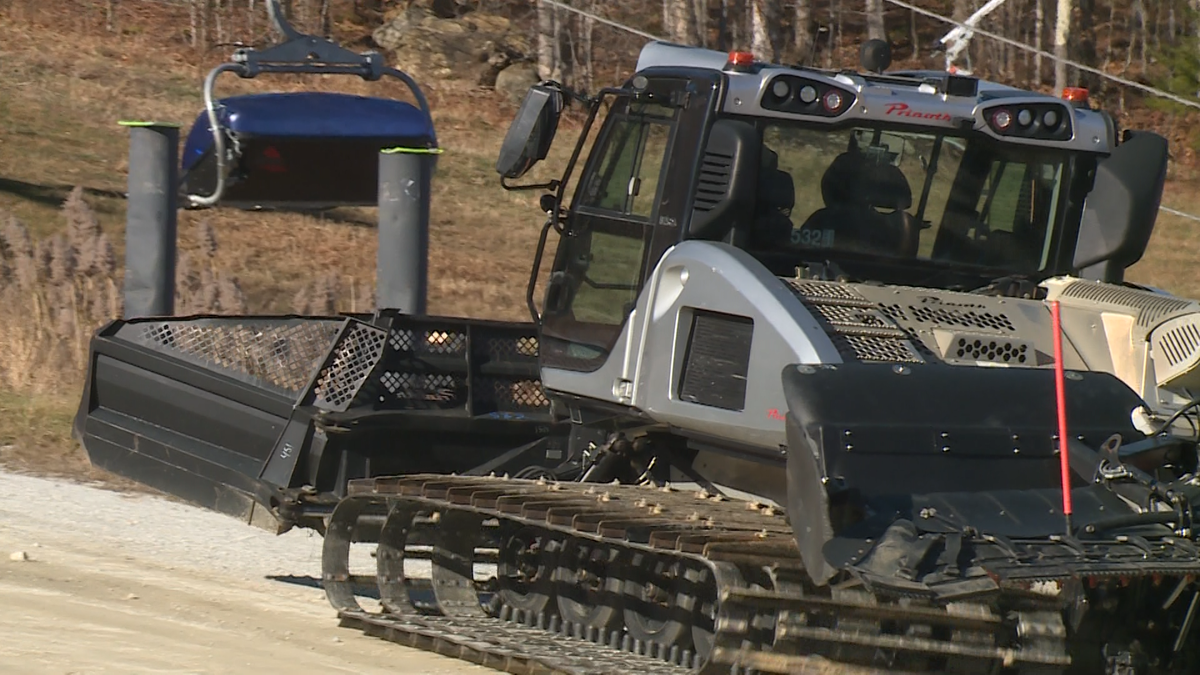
377, 147, 439, 314
120, 121, 179, 318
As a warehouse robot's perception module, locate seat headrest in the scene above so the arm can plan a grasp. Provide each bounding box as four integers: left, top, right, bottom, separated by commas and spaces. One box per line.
758, 169, 795, 214
762, 145, 780, 172
820, 150, 913, 211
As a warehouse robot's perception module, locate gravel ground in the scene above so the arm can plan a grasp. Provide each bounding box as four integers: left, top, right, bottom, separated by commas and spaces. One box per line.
0, 469, 488, 674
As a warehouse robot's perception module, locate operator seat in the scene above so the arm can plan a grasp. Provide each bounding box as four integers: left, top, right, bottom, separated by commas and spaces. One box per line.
797, 148, 920, 257
748, 147, 797, 250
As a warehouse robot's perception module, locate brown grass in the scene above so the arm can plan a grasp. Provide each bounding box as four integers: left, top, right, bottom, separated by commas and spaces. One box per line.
0, 1, 583, 481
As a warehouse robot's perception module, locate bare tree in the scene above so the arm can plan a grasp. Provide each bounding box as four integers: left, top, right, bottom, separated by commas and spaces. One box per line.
575, 1, 597, 93
105, 0, 117, 33
795, 0, 813, 63
748, 0, 783, 61
1053, 0, 1071, 94
537, 0, 562, 81
865, 0, 885, 41
664, 0, 698, 44
950, 0, 971, 72
1034, 0, 1044, 84
190, 0, 199, 47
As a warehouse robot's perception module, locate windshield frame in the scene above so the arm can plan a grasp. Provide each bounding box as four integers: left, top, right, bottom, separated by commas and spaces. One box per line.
719, 114, 1087, 286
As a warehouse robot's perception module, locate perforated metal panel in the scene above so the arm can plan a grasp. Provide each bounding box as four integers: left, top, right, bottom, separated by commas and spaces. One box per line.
122, 318, 344, 397
369, 313, 550, 416
785, 279, 927, 364
311, 321, 389, 411
832, 334, 924, 363
905, 305, 1016, 332
944, 336, 1031, 364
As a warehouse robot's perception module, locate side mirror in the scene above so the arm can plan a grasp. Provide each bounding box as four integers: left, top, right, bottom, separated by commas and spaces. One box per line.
496, 84, 564, 180
1073, 130, 1169, 283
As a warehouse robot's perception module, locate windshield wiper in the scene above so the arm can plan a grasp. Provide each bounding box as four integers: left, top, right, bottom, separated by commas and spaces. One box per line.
973, 274, 1044, 299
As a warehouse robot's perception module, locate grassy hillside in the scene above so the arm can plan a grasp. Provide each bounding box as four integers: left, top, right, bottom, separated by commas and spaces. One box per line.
2, 0, 1200, 481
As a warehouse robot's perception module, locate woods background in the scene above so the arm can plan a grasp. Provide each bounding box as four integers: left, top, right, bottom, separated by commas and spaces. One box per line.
72, 0, 1200, 124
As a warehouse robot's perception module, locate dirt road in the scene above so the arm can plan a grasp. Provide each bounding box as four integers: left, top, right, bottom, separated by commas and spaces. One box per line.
0, 470, 488, 675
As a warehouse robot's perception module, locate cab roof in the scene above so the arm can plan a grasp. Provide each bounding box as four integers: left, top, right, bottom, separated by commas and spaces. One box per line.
634, 41, 1114, 155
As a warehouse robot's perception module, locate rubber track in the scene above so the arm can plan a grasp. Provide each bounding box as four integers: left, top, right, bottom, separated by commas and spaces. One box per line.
321, 474, 1072, 674
338, 609, 692, 674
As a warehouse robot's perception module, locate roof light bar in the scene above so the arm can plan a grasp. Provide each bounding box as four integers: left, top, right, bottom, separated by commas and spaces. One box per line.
1062, 87, 1090, 108
725, 51, 758, 73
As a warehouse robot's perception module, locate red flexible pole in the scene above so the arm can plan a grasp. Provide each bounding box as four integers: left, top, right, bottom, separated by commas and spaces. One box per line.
1051, 300, 1073, 533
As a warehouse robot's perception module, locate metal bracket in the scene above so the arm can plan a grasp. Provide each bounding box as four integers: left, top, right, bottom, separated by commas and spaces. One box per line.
186, 0, 437, 208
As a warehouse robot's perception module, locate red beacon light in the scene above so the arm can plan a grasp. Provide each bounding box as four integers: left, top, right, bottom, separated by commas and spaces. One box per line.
1062, 86, 1090, 108
726, 51, 757, 72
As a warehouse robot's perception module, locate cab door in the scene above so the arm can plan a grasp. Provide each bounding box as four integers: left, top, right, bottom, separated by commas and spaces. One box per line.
538, 75, 712, 404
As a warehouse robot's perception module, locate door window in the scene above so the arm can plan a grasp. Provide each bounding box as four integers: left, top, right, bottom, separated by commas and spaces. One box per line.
540, 102, 675, 371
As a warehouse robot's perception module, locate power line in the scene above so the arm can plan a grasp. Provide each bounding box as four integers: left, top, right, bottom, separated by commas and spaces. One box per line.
539, 0, 665, 41
1159, 206, 1200, 225
882, 0, 1200, 114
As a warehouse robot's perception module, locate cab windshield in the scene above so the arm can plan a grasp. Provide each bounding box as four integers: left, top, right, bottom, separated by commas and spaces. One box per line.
744, 122, 1070, 276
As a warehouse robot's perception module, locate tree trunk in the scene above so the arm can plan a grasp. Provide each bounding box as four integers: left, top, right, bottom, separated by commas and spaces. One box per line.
865, 0, 885, 41
795, 0, 813, 63
718, 0, 732, 49
575, 0, 596, 93
214, 0, 224, 45
1034, 0, 1044, 84
951, 0, 971, 72
106, 0, 117, 33
190, 0, 199, 47
666, 0, 698, 44
1053, 0, 1070, 95
694, 0, 708, 46
909, 8, 918, 59
536, 0, 561, 81
750, 0, 770, 58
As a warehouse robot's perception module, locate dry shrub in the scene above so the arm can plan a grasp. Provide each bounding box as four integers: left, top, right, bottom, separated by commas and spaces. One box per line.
176, 219, 248, 315
291, 272, 376, 315
0, 189, 122, 393
0, 188, 387, 395
0, 189, 260, 394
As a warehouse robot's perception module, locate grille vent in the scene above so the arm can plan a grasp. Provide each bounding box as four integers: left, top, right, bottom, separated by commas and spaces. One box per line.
1060, 280, 1194, 328
692, 150, 733, 213
678, 311, 754, 411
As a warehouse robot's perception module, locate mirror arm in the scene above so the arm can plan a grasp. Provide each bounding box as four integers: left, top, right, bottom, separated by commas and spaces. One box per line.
501, 176, 562, 192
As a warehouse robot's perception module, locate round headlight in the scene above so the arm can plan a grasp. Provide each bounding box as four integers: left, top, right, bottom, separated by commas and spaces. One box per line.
991, 109, 1013, 131
1017, 109, 1033, 126
771, 80, 790, 98
1043, 109, 1060, 128
799, 85, 818, 104
823, 90, 844, 112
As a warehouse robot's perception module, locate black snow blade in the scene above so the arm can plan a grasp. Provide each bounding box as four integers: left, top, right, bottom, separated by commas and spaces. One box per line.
73, 312, 562, 533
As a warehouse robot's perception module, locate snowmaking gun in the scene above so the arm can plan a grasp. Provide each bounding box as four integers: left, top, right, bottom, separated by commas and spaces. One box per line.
75, 32, 1200, 674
